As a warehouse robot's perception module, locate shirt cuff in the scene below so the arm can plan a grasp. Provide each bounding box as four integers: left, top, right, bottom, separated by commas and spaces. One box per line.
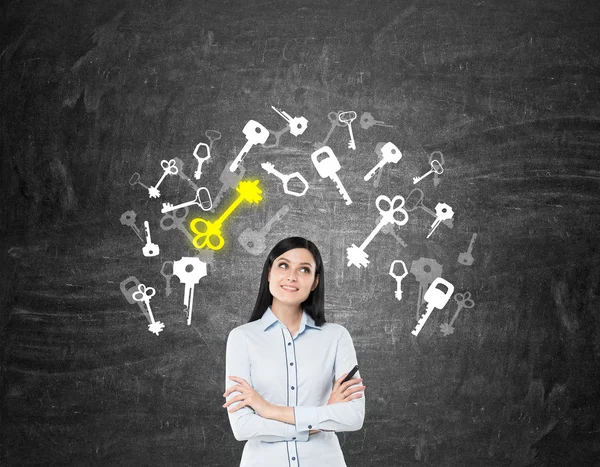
294, 406, 319, 433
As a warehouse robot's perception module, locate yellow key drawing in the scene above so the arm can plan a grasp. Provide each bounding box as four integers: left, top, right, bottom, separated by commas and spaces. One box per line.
190, 179, 262, 250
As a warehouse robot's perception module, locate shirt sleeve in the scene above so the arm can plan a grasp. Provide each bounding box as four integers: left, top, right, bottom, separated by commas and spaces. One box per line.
294, 327, 365, 433
225, 327, 310, 443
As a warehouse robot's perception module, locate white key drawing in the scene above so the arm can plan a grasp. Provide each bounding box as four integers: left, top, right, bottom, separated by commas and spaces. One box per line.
193, 142, 211, 180
429, 151, 445, 187
205, 129, 221, 151
149, 159, 178, 198
405, 188, 454, 229
213, 162, 246, 210
132, 284, 165, 336
426, 203, 454, 239
381, 221, 408, 248
458, 233, 477, 266
346, 195, 408, 269
411, 277, 454, 336
410, 257, 443, 320
173, 257, 207, 326
261, 162, 309, 197
364, 142, 402, 181
161, 187, 212, 213
230, 120, 269, 172
440, 292, 475, 336
142, 221, 160, 257
311, 146, 352, 205
238, 205, 290, 256
372, 143, 387, 188
120, 276, 151, 323
173, 157, 201, 194
314, 110, 346, 150
359, 112, 394, 130
413, 159, 443, 185
120, 210, 144, 243
338, 111, 357, 150
160, 261, 174, 297
129, 173, 151, 192
389, 260, 408, 301
271, 106, 308, 136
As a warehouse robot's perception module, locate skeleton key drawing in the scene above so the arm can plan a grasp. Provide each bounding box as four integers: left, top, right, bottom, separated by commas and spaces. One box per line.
338, 111, 357, 149
132, 284, 165, 336
458, 233, 477, 266
193, 142, 211, 180
173, 257, 207, 326
359, 112, 394, 130
230, 120, 269, 172
389, 260, 408, 300
411, 277, 454, 336
238, 205, 290, 255
160, 206, 194, 243
213, 162, 246, 210
413, 159, 443, 184
272, 106, 308, 136
440, 292, 475, 336
381, 221, 408, 248
120, 276, 151, 323
313, 111, 346, 150
120, 210, 144, 243
142, 221, 160, 257
410, 257, 443, 319
405, 188, 454, 229
346, 195, 408, 268
190, 180, 263, 250
173, 157, 201, 194
311, 146, 352, 205
426, 203, 454, 239
429, 151, 445, 187
149, 159, 178, 198
129, 173, 151, 192
261, 162, 309, 197
205, 129, 221, 151
161, 187, 212, 213
372, 143, 386, 188
364, 142, 402, 181
160, 261, 174, 297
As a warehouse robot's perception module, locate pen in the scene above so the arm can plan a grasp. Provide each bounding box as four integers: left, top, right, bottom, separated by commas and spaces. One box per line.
341, 365, 359, 384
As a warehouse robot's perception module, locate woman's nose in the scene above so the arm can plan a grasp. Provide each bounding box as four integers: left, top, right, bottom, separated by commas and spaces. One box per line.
287, 271, 298, 281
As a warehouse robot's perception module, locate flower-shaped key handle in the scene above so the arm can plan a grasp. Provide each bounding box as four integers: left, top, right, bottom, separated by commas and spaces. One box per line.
132, 284, 164, 336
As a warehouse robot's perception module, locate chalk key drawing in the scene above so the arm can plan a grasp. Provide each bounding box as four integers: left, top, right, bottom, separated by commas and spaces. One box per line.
311, 146, 352, 205
213, 162, 246, 210
411, 277, 454, 337
173, 257, 207, 326
142, 221, 160, 257
389, 260, 409, 301
191, 179, 263, 251
413, 159, 443, 185
338, 111, 357, 150
410, 257, 443, 319
458, 233, 477, 266
149, 159, 178, 198
160, 261, 174, 297
271, 106, 308, 136
359, 112, 394, 130
120, 210, 144, 243
346, 195, 408, 269
261, 162, 309, 197
132, 283, 165, 336
440, 291, 475, 336
429, 150, 445, 187
193, 142, 211, 180
230, 120, 269, 172
314, 111, 346, 150
161, 187, 213, 214
426, 203, 454, 239
405, 188, 454, 229
120, 276, 151, 324
364, 142, 402, 182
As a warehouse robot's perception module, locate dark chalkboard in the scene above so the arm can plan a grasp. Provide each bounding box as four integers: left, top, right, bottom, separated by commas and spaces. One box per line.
2, 1, 600, 466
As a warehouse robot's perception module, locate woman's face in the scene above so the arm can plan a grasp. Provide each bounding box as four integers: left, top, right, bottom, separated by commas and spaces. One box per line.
268, 248, 319, 309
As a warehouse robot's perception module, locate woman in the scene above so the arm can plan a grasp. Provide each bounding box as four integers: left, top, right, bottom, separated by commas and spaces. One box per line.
223, 236, 365, 466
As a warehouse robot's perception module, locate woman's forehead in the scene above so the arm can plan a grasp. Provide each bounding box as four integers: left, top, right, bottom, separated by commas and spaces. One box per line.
274, 248, 316, 266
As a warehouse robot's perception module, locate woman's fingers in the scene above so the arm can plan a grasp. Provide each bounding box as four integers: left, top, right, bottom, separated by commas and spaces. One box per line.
343, 385, 366, 397
333, 373, 348, 388
228, 376, 250, 387
340, 378, 362, 392
223, 384, 243, 398
223, 393, 245, 409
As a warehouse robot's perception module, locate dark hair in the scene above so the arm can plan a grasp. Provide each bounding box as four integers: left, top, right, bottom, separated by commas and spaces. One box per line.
248, 236, 326, 326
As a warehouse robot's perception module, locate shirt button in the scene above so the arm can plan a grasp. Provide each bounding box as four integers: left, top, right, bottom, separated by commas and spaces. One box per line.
291, 386, 295, 390
292, 457, 296, 461
308, 425, 312, 429
290, 362, 294, 366
288, 342, 291, 346
292, 437, 296, 440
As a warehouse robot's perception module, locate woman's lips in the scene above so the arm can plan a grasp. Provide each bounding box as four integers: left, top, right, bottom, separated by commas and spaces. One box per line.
281, 285, 299, 292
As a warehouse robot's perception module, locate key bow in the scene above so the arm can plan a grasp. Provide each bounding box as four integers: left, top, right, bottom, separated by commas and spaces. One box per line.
454, 292, 475, 308
190, 218, 225, 251
132, 284, 156, 302
376, 195, 408, 226
161, 159, 179, 175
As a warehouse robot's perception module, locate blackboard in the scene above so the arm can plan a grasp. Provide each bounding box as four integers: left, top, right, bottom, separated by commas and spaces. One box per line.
2, 1, 600, 465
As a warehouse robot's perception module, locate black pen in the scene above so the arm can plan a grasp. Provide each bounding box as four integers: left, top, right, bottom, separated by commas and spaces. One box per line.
341, 365, 359, 384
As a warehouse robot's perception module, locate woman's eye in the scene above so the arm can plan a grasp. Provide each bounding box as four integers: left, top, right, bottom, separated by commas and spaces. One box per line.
278, 263, 287, 269
301, 268, 310, 273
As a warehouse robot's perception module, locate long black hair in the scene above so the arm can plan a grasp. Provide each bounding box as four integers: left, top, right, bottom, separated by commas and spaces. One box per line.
248, 236, 326, 326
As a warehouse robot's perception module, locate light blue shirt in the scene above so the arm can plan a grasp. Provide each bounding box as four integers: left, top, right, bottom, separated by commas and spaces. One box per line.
225, 307, 365, 467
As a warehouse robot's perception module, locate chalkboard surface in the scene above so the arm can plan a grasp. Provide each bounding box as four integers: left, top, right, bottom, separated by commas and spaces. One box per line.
2, 1, 600, 466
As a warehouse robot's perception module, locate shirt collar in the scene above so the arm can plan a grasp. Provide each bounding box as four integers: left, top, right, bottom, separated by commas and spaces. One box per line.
261, 307, 322, 333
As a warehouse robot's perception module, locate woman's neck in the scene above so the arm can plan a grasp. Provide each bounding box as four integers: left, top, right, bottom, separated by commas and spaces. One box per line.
271, 301, 303, 335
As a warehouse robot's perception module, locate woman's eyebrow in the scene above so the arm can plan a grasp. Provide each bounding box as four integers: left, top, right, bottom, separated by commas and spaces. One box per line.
277, 257, 314, 267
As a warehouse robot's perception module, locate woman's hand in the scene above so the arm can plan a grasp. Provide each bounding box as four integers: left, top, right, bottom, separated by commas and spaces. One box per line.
223, 376, 274, 419
327, 373, 365, 405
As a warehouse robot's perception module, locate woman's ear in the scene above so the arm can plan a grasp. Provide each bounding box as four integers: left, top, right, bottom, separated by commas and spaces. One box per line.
311, 274, 319, 291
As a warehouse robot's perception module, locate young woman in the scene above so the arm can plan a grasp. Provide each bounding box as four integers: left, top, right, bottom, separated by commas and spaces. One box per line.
223, 236, 365, 466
